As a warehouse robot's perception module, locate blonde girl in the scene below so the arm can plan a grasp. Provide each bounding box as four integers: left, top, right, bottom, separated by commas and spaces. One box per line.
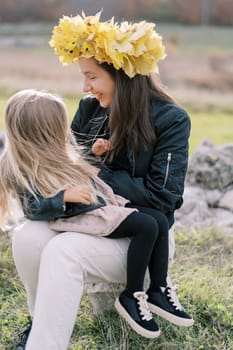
0, 89, 103, 228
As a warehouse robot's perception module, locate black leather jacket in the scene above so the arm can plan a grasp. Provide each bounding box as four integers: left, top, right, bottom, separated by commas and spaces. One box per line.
71, 95, 191, 227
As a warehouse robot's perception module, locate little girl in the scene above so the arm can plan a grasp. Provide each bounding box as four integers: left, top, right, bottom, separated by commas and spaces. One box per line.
0, 90, 193, 344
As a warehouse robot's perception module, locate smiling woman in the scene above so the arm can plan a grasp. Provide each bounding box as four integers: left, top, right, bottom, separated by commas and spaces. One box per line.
7, 11, 196, 350
79, 57, 115, 108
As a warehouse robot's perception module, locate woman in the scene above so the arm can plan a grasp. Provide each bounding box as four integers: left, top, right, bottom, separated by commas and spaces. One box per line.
1, 88, 180, 340
11, 12, 193, 350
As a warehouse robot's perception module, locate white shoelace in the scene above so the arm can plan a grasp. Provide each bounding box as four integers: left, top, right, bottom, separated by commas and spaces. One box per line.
167, 285, 183, 311
133, 291, 153, 321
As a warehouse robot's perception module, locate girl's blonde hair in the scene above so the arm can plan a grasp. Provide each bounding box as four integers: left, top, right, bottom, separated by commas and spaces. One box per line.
0, 89, 100, 228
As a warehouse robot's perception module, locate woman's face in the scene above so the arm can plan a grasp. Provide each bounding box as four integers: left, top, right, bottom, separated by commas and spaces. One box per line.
79, 57, 115, 108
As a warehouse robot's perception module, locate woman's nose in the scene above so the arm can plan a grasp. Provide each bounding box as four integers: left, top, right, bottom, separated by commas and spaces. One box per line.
82, 80, 92, 93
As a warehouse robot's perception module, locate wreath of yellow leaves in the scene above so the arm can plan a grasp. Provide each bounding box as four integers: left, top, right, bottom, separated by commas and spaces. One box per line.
49, 11, 166, 78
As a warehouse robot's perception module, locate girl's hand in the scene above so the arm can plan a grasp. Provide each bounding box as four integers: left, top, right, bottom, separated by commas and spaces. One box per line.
92, 138, 111, 156
64, 185, 91, 205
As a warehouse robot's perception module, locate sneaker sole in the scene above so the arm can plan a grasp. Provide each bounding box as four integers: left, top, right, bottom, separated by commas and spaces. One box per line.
148, 302, 194, 327
114, 297, 161, 339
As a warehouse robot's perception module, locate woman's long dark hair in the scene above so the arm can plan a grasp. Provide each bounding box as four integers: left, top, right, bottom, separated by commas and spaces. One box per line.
100, 62, 175, 158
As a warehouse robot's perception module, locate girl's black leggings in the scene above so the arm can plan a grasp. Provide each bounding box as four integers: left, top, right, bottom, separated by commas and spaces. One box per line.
108, 205, 169, 293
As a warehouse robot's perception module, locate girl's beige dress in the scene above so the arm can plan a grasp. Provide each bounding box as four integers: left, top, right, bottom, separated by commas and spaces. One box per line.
49, 179, 137, 236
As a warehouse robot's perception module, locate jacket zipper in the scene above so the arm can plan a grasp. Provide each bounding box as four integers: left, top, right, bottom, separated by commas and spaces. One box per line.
163, 152, 172, 187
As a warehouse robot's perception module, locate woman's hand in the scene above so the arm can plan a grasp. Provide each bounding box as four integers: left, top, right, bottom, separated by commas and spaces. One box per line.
64, 185, 91, 205
92, 138, 111, 156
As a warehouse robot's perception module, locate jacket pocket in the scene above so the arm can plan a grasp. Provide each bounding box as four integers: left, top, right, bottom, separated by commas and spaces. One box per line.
163, 151, 188, 196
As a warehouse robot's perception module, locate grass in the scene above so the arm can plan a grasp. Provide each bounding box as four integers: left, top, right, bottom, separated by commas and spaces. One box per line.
1, 227, 233, 349
158, 24, 233, 53
188, 110, 233, 154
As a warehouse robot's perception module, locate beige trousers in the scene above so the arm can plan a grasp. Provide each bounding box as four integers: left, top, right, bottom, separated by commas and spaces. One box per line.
12, 220, 175, 350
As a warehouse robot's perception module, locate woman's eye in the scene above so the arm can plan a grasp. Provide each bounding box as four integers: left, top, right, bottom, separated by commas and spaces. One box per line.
87, 74, 95, 80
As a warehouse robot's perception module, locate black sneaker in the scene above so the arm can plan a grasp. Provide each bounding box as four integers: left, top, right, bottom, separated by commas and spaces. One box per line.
114, 291, 161, 338
147, 286, 194, 327
14, 322, 32, 350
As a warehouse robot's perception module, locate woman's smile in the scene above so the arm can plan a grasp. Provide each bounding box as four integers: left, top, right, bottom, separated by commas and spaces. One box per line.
79, 57, 115, 108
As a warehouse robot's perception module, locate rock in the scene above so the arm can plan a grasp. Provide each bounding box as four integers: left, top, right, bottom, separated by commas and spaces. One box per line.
187, 140, 233, 190
175, 186, 213, 228
175, 140, 233, 233
218, 190, 233, 211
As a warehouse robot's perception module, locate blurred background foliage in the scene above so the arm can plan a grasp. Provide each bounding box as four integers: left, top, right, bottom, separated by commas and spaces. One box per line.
1, 0, 233, 25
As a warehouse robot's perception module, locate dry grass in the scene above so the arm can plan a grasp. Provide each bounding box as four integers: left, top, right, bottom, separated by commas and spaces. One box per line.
0, 48, 83, 97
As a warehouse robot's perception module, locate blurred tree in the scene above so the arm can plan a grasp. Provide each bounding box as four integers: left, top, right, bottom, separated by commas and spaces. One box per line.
214, 0, 233, 25
172, 0, 203, 24
145, 0, 178, 22
117, 0, 154, 20
201, 0, 213, 25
